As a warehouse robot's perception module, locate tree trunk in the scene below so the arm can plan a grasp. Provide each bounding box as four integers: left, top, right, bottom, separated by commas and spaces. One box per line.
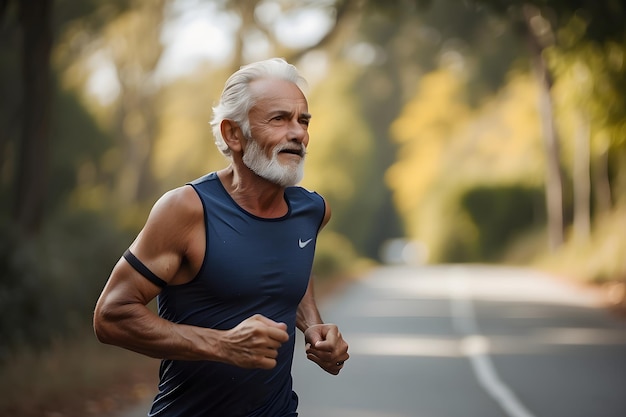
523, 4, 564, 251
111, 0, 166, 204
573, 110, 590, 241
593, 143, 612, 216
613, 147, 626, 206
230, 0, 259, 72
14, 0, 53, 235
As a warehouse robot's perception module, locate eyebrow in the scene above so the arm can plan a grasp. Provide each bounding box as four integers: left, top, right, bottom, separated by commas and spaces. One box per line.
269, 110, 312, 120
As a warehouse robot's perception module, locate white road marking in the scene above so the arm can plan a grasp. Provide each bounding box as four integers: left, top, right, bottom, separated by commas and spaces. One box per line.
448, 267, 538, 417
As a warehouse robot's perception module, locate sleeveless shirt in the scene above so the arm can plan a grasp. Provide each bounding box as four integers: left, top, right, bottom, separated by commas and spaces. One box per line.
148, 172, 325, 417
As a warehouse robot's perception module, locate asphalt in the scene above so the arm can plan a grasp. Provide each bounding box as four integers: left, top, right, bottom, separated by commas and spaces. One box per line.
115, 265, 626, 417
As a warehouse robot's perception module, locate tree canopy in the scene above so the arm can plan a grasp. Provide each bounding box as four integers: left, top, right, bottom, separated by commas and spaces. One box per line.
1, 0, 625, 357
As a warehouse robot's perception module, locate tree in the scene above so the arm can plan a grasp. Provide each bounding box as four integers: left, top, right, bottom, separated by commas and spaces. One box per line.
521, 3, 564, 250
472, 0, 626, 249
107, 0, 168, 204
352, 0, 528, 258
1, 0, 131, 235
11, 0, 53, 236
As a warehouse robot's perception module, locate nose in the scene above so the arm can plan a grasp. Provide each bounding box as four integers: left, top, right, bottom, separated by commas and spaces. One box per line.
289, 120, 308, 146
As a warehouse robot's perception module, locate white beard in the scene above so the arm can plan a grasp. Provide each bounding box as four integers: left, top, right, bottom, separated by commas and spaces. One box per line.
242, 138, 305, 187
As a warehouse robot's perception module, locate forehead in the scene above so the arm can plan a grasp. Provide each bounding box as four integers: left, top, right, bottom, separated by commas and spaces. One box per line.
249, 78, 308, 113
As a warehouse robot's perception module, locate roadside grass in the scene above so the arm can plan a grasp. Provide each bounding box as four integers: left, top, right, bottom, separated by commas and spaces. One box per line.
0, 331, 159, 417
503, 206, 626, 313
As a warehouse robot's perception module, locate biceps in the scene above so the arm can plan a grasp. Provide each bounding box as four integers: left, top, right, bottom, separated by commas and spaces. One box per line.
101, 259, 163, 307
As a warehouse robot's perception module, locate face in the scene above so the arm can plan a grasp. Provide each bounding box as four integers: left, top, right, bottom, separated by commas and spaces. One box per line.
241, 78, 311, 187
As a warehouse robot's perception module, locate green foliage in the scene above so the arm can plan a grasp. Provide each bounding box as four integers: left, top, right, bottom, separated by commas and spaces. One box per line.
3, 0, 626, 362
153, 69, 231, 190
53, 0, 132, 36
303, 60, 399, 259
480, 0, 626, 44
312, 231, 360, 279
0, 222, 59, 358
0, 209, 133, 361
549, 39, 626, 153
461, 186, 545, 261
0, 70, 123, 362
49, 81, 114, 208
387, 67, 547, 262
0, 4, 23, 214
348, 0, 530, 261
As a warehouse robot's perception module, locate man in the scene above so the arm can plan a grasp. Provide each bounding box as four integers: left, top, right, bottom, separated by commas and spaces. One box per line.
93, 58, 349, 416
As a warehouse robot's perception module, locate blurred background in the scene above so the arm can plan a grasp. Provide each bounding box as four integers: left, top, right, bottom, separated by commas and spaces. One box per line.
1, 0, 625, 415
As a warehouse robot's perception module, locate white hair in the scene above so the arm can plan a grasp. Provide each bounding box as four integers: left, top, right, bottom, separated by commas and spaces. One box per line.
210, 58, 308, 158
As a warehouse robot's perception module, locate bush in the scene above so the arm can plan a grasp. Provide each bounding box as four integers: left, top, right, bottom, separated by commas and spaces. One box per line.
0, 222, 60, 360
459, 185, 545, 261
0, 209, 133, 362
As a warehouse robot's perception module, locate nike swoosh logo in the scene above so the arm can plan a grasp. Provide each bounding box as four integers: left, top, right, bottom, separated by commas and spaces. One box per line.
298, 238, 313, 248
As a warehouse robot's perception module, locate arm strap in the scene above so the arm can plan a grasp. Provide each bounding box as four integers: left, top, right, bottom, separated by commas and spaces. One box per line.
122, 249, 167, 288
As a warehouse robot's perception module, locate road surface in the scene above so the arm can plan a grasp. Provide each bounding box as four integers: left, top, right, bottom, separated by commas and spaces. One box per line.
116, 265, 626, 417
292, 265, 626, 417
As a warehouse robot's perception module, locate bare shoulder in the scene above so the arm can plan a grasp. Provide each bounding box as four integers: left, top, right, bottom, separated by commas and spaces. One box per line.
149, 185, 203, 224
134, 185, 203, 255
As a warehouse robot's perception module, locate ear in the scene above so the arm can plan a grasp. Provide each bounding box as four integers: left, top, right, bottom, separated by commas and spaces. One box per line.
220, 119, 244, 153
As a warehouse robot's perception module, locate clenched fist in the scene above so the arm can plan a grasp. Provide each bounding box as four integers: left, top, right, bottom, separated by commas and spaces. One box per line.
304, 323, 349, 375
222, 314, 290, 369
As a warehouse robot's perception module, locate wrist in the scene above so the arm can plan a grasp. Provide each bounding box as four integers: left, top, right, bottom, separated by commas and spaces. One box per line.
192, 327, 227, 363
298, 318, 323, 333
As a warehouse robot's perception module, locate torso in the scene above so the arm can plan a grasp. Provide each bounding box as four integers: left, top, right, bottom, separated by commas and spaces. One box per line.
150, 171, 326, 416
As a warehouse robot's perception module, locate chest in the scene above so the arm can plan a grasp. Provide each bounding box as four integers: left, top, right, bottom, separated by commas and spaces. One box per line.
203, 211, 318, 300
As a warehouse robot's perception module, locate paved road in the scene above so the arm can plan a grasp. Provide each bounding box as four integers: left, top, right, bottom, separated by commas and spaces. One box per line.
116, 265, 626, 417
292, 265, 626, 417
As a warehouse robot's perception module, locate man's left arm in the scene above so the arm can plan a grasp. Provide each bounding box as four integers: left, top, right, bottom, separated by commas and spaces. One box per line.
296, 278, 349, 375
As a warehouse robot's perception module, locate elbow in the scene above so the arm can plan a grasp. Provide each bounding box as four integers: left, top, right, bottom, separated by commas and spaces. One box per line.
93, 320, 110, 345
93, 316, 110, 345
93, 305, 118, 345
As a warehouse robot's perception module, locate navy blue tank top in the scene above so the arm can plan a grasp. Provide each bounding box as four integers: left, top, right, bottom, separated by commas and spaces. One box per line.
149, 172, 325, 417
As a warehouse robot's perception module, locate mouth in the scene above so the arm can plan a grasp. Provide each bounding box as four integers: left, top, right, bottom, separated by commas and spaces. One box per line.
278, 147, 306, 158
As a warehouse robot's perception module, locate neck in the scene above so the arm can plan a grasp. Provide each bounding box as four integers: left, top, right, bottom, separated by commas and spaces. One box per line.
217, 164, 288, 218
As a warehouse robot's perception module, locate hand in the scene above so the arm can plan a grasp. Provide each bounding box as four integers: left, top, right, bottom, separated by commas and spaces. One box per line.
222, 314, 289, 369
304, 323, 349, 375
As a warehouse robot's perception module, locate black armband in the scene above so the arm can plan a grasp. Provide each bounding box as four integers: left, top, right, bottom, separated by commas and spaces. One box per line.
122, 249, 167, 288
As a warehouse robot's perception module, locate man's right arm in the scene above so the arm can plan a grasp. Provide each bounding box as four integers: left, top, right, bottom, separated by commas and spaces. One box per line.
93, 186, 288, 368
95, 268, 287, 367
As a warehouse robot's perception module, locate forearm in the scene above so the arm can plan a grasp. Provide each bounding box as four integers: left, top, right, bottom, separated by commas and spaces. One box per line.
94, 302, 224, 362
296, 277, 323, 332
